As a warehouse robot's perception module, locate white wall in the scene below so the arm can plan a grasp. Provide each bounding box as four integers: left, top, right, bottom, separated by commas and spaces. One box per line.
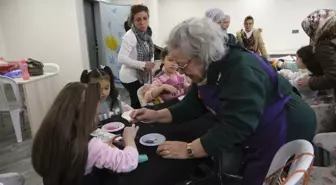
0, 0, 158, 92
103, 0, 159, 43
0, 22, 6, 58
0, 0, 89, 89
157, 0, 336, 54
1, 0, 333, 91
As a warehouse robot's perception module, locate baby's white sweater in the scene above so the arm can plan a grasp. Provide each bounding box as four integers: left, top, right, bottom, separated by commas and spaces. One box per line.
279, 69, 318, 100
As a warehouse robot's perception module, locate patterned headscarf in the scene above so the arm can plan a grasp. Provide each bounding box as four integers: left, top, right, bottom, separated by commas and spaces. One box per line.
301, 9, 336, 46
205, 8, 230, 24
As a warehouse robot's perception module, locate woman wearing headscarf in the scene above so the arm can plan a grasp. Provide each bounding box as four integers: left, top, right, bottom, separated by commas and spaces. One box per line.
299, 9, 336, 94
236, 16, 269, 58
205, 8, 236, 44
131, 18, 316, 185
299, 9, 336, 132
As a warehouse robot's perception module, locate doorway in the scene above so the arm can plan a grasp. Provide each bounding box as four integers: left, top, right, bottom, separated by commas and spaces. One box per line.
83, 0, 99, 69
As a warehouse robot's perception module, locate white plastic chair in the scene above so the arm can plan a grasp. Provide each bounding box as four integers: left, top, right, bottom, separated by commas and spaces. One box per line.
304, 133, 336, 185
314, 132, 336, 155
43, 63, 60, 73
137, 85, 155, 107
0, 75, 24, 142
264, 140, 314, 185
0, 173, 25, 185
137, 86, 147, 107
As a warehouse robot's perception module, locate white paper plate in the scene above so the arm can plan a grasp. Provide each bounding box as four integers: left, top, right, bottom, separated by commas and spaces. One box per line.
178, 95, 185, 100
122, 111, 133, 122
139, 133, 166, 146
102, 122, 125, 132
91, 128, 122, 142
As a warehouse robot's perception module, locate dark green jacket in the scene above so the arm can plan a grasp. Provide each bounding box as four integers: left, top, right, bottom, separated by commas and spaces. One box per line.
168, 47, 316, 156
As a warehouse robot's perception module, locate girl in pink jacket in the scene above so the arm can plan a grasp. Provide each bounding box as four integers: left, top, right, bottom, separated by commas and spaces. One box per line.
31, 82, 139, 185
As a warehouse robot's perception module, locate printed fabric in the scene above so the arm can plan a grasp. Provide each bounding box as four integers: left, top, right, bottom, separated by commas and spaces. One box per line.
301, 9, 336, 46
131, 25, 154, 83
149, 72, 188, 101
241, 29, 256, 53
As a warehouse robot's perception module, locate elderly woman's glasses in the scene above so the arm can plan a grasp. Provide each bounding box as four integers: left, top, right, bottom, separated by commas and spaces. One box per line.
176, 60, 191, 70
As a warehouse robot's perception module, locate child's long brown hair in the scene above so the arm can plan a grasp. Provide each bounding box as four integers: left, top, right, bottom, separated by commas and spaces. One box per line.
31, 82, 100, 185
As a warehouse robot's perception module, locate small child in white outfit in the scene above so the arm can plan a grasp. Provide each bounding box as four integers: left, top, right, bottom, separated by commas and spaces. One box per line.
279, 45, 317, 100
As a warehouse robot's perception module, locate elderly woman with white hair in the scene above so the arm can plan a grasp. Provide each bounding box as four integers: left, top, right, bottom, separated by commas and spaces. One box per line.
131, 18, 316, 185
204, 8, 236, 44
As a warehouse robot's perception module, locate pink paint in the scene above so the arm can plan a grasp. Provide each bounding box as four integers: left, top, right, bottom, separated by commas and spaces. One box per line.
107, 125, 119, 130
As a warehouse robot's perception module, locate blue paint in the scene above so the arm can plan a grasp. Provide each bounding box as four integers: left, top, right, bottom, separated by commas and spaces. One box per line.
118, 32, 123, 39
109, 56, 115, 65
114, 75, 121, 84
115, 32, 124, 54
116, 46, 121, 53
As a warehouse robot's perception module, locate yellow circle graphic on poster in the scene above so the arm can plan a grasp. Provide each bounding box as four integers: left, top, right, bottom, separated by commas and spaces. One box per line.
105, 35, 118, 51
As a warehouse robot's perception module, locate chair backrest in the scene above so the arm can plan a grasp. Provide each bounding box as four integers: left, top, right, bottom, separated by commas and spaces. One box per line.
0, 75, 22, 111
137, 85, 156, 107
0, 173, 25, 185
265, 140, 314, 185
313, 132, 336, 156
43, 63, 60, 73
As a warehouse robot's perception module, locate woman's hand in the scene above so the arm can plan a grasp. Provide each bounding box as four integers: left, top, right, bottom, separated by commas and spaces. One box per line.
298, 76, 311, 87
158, 139, 208, 159
144, 62, 155, 72
157, 141, 189, 159
131, 108, 158, 124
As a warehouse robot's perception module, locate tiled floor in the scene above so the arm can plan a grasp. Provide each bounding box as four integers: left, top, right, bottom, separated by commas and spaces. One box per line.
0, 130, 42, 185
0, 88, 130, 185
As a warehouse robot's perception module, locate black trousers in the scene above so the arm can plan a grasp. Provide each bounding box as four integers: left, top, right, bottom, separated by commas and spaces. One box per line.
121, 80, 142, 109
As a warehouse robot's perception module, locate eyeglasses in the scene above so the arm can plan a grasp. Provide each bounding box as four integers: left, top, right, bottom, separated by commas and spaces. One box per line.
176, 59, 191, 70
